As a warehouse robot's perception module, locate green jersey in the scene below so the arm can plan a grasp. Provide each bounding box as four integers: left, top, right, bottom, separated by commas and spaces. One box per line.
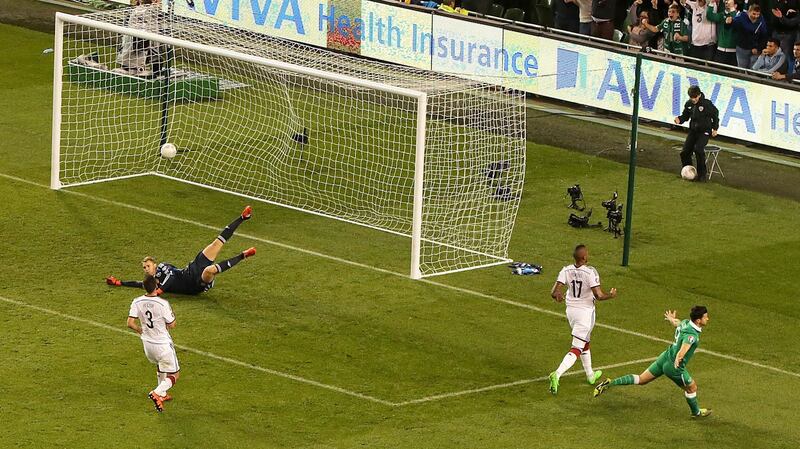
658, 19, 689, 55
666, 319, 701, 369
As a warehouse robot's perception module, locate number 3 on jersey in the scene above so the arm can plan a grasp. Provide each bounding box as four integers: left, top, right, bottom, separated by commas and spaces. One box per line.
145, 310, 154, 329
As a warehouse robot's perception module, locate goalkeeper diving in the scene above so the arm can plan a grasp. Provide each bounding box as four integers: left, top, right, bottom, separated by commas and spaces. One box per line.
106, 206, 256, 295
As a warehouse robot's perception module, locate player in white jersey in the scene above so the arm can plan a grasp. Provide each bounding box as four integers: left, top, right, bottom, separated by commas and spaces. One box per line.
127, 275, 180, 412
548, 244, 617, 395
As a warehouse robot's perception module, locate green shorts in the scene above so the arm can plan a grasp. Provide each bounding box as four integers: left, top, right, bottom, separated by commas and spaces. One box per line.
647, 351, 694, 388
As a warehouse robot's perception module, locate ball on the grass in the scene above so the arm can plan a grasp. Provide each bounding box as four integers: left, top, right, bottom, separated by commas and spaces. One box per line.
681, 165, 697, 181
160, 143, 177, 159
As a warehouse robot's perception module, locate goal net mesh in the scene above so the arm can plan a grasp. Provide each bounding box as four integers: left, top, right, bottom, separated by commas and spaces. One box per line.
56, 5, 526, 277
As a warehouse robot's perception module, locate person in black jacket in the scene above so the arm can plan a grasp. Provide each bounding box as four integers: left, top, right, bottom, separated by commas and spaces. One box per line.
674, 86, 720, 182
591, 0, 618, 40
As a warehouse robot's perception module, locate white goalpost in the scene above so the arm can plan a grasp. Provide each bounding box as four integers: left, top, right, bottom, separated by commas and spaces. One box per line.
51, 6, 526, 279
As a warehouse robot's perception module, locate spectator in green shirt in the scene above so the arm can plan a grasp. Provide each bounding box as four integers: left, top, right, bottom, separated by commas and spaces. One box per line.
658, 4, 691, 55
707, 0, 740, 66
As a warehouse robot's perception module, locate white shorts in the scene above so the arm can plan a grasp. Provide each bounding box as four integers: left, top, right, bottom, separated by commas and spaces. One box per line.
142, 341, 180, 373
566, 307, 596, 344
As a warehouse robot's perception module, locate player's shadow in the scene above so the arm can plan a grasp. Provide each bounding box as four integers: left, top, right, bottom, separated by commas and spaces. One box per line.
163, 292, 226, 314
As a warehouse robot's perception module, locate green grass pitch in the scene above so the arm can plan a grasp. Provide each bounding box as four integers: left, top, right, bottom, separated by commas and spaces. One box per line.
1, 22, 800, 449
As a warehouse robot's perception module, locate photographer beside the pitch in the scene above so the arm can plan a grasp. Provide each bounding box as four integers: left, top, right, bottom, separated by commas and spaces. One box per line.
674, 86, 720, 182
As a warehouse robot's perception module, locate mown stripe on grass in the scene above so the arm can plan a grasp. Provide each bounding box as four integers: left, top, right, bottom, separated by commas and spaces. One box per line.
3, 172, 799, 383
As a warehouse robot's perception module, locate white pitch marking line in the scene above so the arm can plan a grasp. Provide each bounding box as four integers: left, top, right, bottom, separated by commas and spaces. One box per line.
1, 173, 400, 278
417, 279, 800, 379
394, 357, 657, 406
3, 173, 799, 381
0, 290, 659, 407
0, 294, 394, 406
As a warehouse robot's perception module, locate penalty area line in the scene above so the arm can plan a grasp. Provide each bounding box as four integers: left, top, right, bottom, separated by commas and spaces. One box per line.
0, 293, 395, 406
3, 173, 799, 382
395, 357, 657, 406
0, 291, 655, 407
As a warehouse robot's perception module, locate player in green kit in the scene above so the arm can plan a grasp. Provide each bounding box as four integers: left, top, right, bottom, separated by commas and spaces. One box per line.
593, 306, 712, 418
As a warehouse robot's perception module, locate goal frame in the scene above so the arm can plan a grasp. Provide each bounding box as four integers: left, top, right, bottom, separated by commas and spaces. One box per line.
51, 12, 513, 280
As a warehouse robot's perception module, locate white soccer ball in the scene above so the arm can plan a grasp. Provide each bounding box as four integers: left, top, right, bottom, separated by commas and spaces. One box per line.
160, 143, 177, 159
681, 165, 697, 181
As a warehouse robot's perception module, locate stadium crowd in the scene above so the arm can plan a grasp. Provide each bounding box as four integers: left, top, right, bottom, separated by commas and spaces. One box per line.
404, 0, 800, 80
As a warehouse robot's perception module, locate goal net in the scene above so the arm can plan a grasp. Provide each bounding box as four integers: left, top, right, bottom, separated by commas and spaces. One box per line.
52, 5, 526, 279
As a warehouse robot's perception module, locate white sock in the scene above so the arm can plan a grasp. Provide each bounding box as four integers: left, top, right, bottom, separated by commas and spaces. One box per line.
633, 374, 640, 385
157, 372, 166, 384
556, 351, 578, 377
154, 376, 174, 396
580, 350, 594, 379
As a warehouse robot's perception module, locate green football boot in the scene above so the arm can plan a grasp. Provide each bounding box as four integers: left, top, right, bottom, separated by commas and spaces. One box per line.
587, 370, 603, 385
548, 372, 559, 395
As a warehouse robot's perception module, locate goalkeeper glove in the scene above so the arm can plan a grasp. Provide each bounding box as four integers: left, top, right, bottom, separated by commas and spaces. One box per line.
106, 276, 122, 286
509, 262, 542, 275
